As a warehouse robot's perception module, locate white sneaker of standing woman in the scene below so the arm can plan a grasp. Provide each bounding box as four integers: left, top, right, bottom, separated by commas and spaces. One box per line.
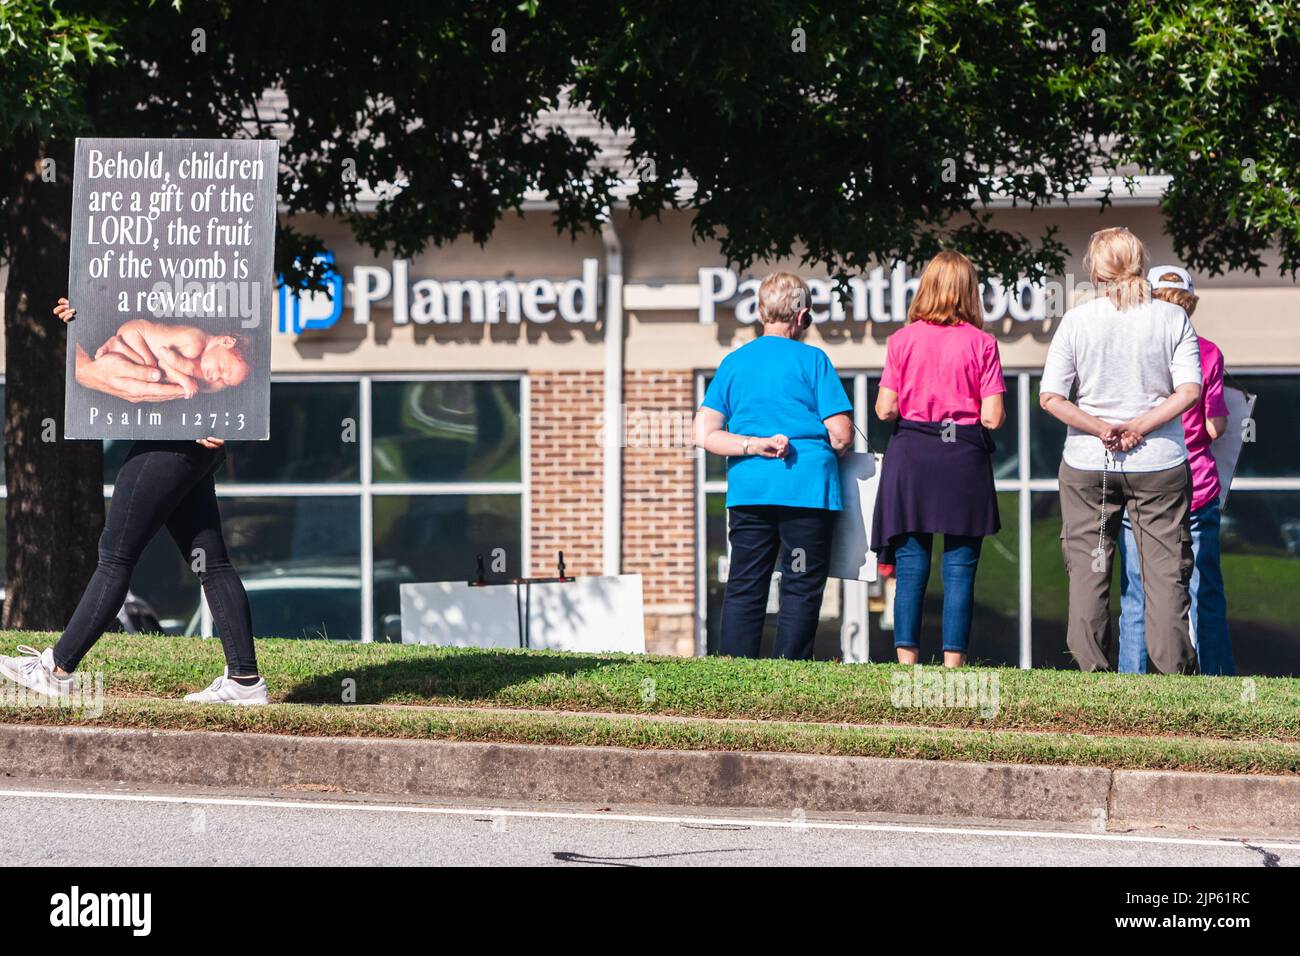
0, 646, 74, 700
184, 669, 268, 706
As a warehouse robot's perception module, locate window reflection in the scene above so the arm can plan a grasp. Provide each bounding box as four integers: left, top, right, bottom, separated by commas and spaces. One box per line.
218, 496, 362, 641
372, 380, 521, 483
372, 494, 522, 642
1217, 491, 1300, 674
104, 381, 362, 485
1230, 376, 1300, 479
1028, 376, 1068, 480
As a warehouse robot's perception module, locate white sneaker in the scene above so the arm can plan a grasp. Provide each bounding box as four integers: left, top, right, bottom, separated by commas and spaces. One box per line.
0, 646, 74, 700
183, 669, 268, 706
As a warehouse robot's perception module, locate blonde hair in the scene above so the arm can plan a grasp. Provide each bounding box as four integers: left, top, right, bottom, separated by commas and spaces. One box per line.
1151, 272, 1199, 317
1084, 227, 1150, 312
907, 250, 984, 330
757, 272, 810, 324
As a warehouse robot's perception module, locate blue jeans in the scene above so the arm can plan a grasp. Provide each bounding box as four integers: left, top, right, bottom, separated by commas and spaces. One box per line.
719, 505, 835, 660
1118, 500, 1233, 675
892, 533, 983, 654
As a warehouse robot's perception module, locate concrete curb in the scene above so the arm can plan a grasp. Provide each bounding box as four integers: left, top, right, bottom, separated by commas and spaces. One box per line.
2, 723, 1297, 834
1108, 769, 1300, 834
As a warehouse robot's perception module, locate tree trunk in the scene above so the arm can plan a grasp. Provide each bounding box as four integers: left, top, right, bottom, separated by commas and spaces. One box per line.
2, 137, 103, 630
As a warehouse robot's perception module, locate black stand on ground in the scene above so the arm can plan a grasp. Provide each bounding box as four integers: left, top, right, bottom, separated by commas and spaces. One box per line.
467, 551, 575, 648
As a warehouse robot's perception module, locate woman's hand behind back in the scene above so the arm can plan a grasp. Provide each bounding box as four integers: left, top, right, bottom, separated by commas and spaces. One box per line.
752, 434, 789, 459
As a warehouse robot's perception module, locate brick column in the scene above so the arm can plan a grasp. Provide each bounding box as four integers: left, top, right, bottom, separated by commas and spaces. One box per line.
529, 370, 604, 578
622, 369, 697, 656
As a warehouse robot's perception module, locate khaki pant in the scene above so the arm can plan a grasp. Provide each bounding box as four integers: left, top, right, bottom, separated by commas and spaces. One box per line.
1058, 461, 1195, 674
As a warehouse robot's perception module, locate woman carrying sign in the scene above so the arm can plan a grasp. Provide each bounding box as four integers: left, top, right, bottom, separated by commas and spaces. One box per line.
0, 299, 267, 705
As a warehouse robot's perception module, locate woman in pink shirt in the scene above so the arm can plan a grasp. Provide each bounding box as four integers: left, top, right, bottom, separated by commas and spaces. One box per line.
871, 251, 1007, 666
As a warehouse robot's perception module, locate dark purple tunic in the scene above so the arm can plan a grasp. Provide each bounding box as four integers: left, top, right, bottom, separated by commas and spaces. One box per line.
870, 418, 1001, 563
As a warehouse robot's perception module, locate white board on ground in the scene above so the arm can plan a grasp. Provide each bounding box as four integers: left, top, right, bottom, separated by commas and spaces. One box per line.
522, 575, 645, 653
399, 574, 646, 653
399, 582, 519, 649
828, 451, 881, 582
1217, 383, 1257, 511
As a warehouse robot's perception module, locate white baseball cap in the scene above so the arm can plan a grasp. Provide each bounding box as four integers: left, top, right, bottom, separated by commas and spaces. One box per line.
1148, 265, 1195, 294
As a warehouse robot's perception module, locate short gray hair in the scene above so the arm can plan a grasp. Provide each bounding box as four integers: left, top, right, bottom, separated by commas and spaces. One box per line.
758, 272, 810, 324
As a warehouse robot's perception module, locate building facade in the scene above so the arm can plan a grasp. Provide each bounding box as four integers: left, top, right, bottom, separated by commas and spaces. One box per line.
5, 198, 1298, 673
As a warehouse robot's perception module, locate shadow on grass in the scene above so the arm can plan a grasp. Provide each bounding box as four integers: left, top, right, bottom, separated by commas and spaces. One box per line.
281, 650, 621, 706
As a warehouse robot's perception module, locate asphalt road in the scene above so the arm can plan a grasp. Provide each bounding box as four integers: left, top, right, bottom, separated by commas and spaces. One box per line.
0, 779, 1296, 867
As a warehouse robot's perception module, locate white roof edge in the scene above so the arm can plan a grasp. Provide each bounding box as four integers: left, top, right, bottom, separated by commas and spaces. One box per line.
982, 174, 1170, 208
280, 174, 1168, 216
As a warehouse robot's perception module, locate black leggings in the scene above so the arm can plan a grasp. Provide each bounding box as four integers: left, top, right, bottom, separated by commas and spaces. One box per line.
53, 441, 256, 675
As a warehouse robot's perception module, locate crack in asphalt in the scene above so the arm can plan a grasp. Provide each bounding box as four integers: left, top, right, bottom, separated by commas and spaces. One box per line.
553, 848, 755, 866
1243, 843, 1281, 867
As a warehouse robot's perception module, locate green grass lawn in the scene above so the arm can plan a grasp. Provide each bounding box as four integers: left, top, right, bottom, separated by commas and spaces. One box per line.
2, 631, 1297, 743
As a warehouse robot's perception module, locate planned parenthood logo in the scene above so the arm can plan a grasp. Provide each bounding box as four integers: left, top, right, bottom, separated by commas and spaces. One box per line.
276, 251, 345, 334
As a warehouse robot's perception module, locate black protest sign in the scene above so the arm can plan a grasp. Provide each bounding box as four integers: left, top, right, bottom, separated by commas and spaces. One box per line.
64, 137, 278, 439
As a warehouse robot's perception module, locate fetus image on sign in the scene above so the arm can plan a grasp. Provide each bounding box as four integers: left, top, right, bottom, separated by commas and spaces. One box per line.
77, 318, 252, 403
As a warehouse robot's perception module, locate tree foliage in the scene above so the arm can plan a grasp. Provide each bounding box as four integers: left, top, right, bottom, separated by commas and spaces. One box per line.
1, 0, 1297, 625
0, 0, 115, 145
6, 1, 1299, 284
1095, 0, 1300, 276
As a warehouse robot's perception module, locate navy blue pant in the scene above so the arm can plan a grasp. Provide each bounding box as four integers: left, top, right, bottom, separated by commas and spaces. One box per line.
53, 441, 256, 675
719, 505, 835, 660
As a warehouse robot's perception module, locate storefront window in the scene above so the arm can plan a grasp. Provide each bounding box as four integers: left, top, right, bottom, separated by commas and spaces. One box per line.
700, 376, 725, 483
1229, 375, 1300, 478
1217, 491, 1300, 673
1029, 376, 1069, 480
372, 493, 522, 641
91, 376, 525, 643
703, 491, 727, 655
701, 370, 1024, 663
220, 382, 361, 484
103, 381, 362, 484
371, 379, 521, 483
211, 495, 362, 640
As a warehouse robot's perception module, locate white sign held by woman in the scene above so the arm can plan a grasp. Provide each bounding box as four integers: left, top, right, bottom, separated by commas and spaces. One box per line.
829, 451, 881, 581
1217, 383, 1257, 510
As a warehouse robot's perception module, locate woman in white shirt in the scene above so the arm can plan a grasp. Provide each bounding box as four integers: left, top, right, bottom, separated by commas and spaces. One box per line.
1039, 227, 1201, 674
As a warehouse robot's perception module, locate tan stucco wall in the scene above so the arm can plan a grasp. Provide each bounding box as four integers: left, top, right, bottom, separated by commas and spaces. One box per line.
267, 204, 1299, 377
17, 205, 1290, 375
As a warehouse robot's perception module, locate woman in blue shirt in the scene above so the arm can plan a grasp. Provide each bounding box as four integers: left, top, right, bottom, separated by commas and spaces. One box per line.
692, 272, 854, 659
